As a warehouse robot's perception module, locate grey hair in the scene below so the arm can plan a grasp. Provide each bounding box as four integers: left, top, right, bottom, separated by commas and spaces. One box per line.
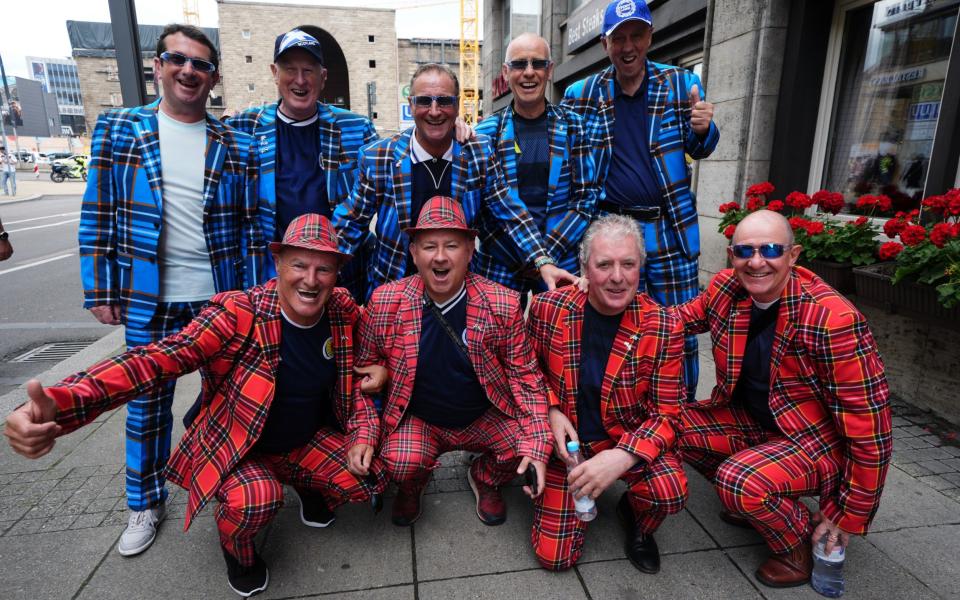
410, 63, 460, 97
579, 214, 646, 270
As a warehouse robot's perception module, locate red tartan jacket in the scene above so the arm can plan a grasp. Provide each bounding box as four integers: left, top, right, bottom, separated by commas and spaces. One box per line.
527, 287, 685, 463
45, 281, 365, 530
673, 266, 892, 534
354, 272, 553, 462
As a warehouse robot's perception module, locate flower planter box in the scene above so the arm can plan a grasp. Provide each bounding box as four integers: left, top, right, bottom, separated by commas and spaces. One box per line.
799, 259, 856, 294
853, 262, 960, 330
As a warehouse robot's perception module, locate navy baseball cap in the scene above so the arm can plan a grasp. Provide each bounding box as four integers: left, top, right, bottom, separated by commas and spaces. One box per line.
274, 29, 325, 65
602, 0, 653, 36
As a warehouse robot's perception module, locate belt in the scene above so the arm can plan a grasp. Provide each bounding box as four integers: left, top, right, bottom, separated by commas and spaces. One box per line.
597, 200, 661, 221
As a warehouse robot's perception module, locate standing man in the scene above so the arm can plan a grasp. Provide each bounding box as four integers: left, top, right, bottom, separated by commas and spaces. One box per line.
473, 33, 597, 298
352, 196, 551, 527
527, 215, 687, 574
562, 0, 719, 401
228, 26, 378, 301
80, 24, 264, 557
0, 147, 17, 196
333, 63, 575, 300
675, 210, 892, 588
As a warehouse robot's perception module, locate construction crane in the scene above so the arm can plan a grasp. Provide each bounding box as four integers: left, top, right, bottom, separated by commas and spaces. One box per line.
459, 0, 480, 124
183, 0, 200, 25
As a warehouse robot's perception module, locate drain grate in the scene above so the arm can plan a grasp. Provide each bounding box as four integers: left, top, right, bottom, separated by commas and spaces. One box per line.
11, 341, 94, 363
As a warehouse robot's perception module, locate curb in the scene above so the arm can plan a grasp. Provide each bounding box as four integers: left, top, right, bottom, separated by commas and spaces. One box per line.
0, 194, 41, 205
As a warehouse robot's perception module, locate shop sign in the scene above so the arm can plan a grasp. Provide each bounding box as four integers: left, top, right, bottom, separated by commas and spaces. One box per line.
869, 66, 926, 86
565, 0, 608, 54
908, 101, 940, 122
492, 71, 510, 99
875, 0, 933, 27
400, 102, 415, 128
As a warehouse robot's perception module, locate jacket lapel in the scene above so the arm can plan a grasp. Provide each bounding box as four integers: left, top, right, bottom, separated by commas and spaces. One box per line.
399, 276, 424, 403
131, 101, 164, 212
599, 299, 642, 420
562, 293, 587, 414
726, 292, 755, 392
463, 275, 487, 376
316, 103, 342, 212
498, 110, 519, 189
770, 274, 802, 385
544, 103, 565, 215
646, 61, 668, 148
392, 132, 414, 230
202, 115, 227, 213
255, 282, 283, 375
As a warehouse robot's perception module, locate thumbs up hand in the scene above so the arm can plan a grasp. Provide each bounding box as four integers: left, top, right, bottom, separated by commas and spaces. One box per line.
4, 379, 62, 459
688, 83, 714, 136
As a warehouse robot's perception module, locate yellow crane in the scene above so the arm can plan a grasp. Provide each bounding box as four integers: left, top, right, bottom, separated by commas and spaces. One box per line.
459, 0, 480, 124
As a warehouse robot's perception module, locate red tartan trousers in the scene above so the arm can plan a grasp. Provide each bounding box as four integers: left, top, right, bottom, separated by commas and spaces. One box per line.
680, 405, 837, 554
215, 425, 385, 566
531, 438, 688, 571
380, 409, 521, 491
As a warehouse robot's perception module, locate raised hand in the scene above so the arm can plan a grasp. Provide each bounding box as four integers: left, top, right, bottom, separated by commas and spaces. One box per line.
688, 83, 714, 137
4, 379, 62, 459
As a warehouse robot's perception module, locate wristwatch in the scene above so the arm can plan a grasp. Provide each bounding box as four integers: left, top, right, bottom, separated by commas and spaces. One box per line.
0, 231, 8, 242
534, 256, 555, 270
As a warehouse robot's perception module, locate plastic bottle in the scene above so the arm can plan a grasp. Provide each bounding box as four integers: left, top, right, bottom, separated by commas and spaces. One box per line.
810, 536, 845, 598
565, 440, 597, 522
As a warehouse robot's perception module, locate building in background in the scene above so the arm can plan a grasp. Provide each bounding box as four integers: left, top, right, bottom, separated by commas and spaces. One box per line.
1, 76, 61, 138
25, 56, 86, 136
397, 38, 483, 129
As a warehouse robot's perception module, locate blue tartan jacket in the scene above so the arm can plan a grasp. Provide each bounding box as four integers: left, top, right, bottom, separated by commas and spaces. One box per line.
79, 100, 265, 329
472, 102, 598, 291
226, 101, 377, 280
561, 62, 720, 260
332, 128, 550, 299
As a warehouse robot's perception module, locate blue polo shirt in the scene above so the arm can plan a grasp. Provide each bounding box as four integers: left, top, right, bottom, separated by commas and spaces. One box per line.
513, 110, 550, 231
604, 77, 663, 209
576, 303, 623, 442
275, 108, 328, 241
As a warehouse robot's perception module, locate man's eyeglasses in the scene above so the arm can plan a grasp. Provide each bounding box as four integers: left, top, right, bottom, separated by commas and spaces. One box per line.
410, 95, 458, 108
160, 51, 217, 73
730, 243, 789, 259
505, 59, 552, 71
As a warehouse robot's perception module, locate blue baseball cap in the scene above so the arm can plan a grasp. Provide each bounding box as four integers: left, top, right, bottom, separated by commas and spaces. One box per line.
602, 0, 653, 37
274, 29, 324, 65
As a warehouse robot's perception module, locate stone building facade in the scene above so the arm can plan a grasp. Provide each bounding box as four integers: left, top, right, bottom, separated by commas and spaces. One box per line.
396, 38, 483, 130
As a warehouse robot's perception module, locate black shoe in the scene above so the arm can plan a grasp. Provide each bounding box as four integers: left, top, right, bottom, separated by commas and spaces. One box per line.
617, 492, 661, 574
222, 547, 269, 597
291, 487, 336, 528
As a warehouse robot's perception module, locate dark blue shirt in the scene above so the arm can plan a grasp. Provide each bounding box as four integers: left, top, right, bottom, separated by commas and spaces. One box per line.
275, 110, 328, 241
604, 77, 663, 209
513, 111, 550, 231
409, 286, 489, 428
732, 300, 781, 432
254, 311, 337, 454
576, 303, 623, 442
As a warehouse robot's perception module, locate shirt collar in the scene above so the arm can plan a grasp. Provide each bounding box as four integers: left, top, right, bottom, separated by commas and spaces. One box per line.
277, 104, 319, 126
410, 128, 453, 163
428, 282, 466, 314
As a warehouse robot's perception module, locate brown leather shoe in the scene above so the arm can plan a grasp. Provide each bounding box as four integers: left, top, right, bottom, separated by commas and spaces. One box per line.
467, 468, 506, 526
719, 510, 753, 529
391, 480, 428, 527
755, 542, 813, 588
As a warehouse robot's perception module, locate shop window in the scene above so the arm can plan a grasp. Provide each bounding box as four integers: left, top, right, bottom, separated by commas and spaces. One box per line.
819, 0, 959, 214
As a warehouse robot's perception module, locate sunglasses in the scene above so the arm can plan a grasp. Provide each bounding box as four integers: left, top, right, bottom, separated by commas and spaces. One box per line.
505, 59, 552, 71
731, 243, 789, 259
410, 95, 458, 108
160, 51, 217, 73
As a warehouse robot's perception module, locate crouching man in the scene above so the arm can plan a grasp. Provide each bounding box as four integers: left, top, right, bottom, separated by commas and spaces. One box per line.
353, 195, 551, 527
4, 215, 387, 598
527, 215, 687, 573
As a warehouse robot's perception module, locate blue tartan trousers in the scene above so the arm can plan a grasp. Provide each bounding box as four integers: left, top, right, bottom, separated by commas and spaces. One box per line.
123, 299, 207, 511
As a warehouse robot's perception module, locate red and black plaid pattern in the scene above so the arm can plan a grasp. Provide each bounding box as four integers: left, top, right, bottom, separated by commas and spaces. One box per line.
269, 212, 345, 258
216, 425, 386, 566
403, 195, 479, 237
532, 438, 686, 571
380, 411, 520, 490
672, 266, 892, 535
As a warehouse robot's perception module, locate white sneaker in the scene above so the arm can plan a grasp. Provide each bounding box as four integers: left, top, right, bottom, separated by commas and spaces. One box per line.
117, 505, 166, 556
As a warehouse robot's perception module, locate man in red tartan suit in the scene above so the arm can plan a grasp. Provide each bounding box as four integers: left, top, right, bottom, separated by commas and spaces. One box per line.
353, 195, 552, 527
674, 209, 892, 588
526, 214, 687, 574
5, 214, 388, 598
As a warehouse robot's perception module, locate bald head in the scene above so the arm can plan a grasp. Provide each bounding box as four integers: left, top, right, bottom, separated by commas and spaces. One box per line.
505, 33, 551, 62
733, 210, 794, 246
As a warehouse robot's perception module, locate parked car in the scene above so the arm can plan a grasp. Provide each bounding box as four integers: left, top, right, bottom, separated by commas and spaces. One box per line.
45, 151, 73, 162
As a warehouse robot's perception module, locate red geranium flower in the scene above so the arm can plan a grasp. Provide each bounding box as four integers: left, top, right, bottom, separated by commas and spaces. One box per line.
785, 191, 812, 210
723, 224, 737, 239
930, 222, 957, 248
900, 224, 927, 247
877, 195, 892, 212
856, 195, 878, 209
718, 201, 740, 214
854, 216, 869, 226
805, 221, 825, 235
767, 200, 784, 212
883, 217, 907, 238
813, 190, 845, 214
746, 196, 765, 211
878, 241, 904, 261
746, 182, 774, 196
788, 216, 808, 231
922, 195, 947, 213
948, 196, 960, 216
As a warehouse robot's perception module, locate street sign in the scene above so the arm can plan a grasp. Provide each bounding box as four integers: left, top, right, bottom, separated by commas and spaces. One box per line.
400, 102, 415, 128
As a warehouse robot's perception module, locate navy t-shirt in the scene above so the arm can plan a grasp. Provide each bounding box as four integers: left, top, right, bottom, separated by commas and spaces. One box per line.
254, 311, 337, 454
408, 286, 490, 428
732, 300, 781, 432
275, 109, 328, 241
406, 159, 453, 275
604, 77, 663, 209
576, 303, 623, 442
513, 111, 550, 231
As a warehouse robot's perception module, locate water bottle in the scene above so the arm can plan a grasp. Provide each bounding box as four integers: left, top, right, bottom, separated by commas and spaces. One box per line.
810, 536, 845, 598
565, 440, 597, 522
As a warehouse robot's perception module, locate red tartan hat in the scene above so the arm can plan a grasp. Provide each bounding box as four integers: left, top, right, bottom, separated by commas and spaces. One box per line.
269, 213, 350, 261
403, 196, 479, 238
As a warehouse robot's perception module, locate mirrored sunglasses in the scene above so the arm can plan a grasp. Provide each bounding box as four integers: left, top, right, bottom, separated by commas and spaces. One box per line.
410, 95, 458, 108
160, 51, 217, 73
505, 59, 552, 71
731, 243, 789, 259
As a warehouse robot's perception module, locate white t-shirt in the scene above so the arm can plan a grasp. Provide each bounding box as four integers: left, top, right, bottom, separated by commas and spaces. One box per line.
156, 109, 216, 302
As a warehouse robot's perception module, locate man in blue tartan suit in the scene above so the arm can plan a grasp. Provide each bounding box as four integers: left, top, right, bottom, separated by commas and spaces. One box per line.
333, 63, 576, 300
474, 33, 598, 296
227, 26, 378, 301
561, 0, 720, 402
79, 24, 265, 557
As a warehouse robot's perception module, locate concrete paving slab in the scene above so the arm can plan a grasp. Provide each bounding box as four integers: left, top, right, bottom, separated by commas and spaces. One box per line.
54, 408, 126, 470
870, 524, 960, 600
301, 585, 415, 599
577, 550, 762, 600
259, 502, 413, 598
870, 465, 960, 531
0, 525, 119, 600
414, 488, 540, 580
418, 568, 587, 599
726, 535, 940, 600
682, 465, 767, 548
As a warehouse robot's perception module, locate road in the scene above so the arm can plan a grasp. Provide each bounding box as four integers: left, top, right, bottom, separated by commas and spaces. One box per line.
0, 195, 114, 396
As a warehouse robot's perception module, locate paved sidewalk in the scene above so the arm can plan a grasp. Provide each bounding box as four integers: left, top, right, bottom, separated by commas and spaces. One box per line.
0, 337, 958, 599
0, 177, 87, 204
